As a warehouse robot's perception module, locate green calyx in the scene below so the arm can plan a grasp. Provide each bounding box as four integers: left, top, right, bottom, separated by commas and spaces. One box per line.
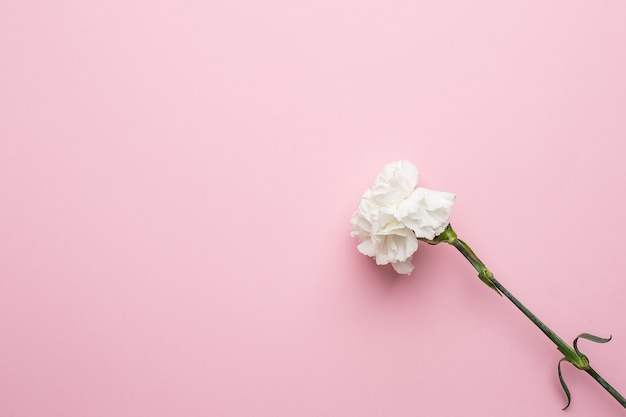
429, 224, 500, 294
419, 223, 458, 245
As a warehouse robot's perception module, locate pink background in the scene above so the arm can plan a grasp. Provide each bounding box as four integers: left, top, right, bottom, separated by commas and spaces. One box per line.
2, 1, 626, 416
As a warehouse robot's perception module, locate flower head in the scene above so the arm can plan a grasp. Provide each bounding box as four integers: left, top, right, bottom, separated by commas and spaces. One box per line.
350, 160, 455, 274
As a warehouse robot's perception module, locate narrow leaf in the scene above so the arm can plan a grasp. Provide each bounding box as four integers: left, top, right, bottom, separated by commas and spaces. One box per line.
558, 358, 572, 410
573, 333, 612, 355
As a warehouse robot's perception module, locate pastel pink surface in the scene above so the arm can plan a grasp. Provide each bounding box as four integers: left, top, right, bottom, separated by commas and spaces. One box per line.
2, 1, 626, 416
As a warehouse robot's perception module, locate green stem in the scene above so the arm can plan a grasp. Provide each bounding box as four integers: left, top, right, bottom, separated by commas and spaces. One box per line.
585, 367, 626, 408
438, 226, 625, 408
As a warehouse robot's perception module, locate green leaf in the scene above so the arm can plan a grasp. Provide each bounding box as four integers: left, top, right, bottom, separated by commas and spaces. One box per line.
558, 358, 572, 410
573, 333, 612, 355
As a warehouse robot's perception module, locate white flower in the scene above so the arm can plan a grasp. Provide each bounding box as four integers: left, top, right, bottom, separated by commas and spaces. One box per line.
350, 160, 455, 274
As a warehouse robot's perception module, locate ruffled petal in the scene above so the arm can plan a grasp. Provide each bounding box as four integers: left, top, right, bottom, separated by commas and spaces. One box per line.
356, 239, 376, 257
371, 160, 418, 207
350, 190, 378, 241
391, 257, 415, 274
395, 187, 455, 239
373, 224, 418, 265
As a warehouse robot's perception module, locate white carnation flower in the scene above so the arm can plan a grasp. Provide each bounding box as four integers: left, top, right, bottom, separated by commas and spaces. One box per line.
351, 160, 455, 274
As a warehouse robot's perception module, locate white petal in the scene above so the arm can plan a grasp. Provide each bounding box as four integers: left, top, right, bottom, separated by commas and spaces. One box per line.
373, 224, 418, 264
396, 187, 455, 239
371, 160, 418, 207
357, 239, 376, 257
391, 258, 415, 274
419, 187, 455, 212
350, 190, 380, 242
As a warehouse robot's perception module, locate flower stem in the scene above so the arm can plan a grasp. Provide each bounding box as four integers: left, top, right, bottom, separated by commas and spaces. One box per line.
440, 225, 626, 408
585, 367, 626, 407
